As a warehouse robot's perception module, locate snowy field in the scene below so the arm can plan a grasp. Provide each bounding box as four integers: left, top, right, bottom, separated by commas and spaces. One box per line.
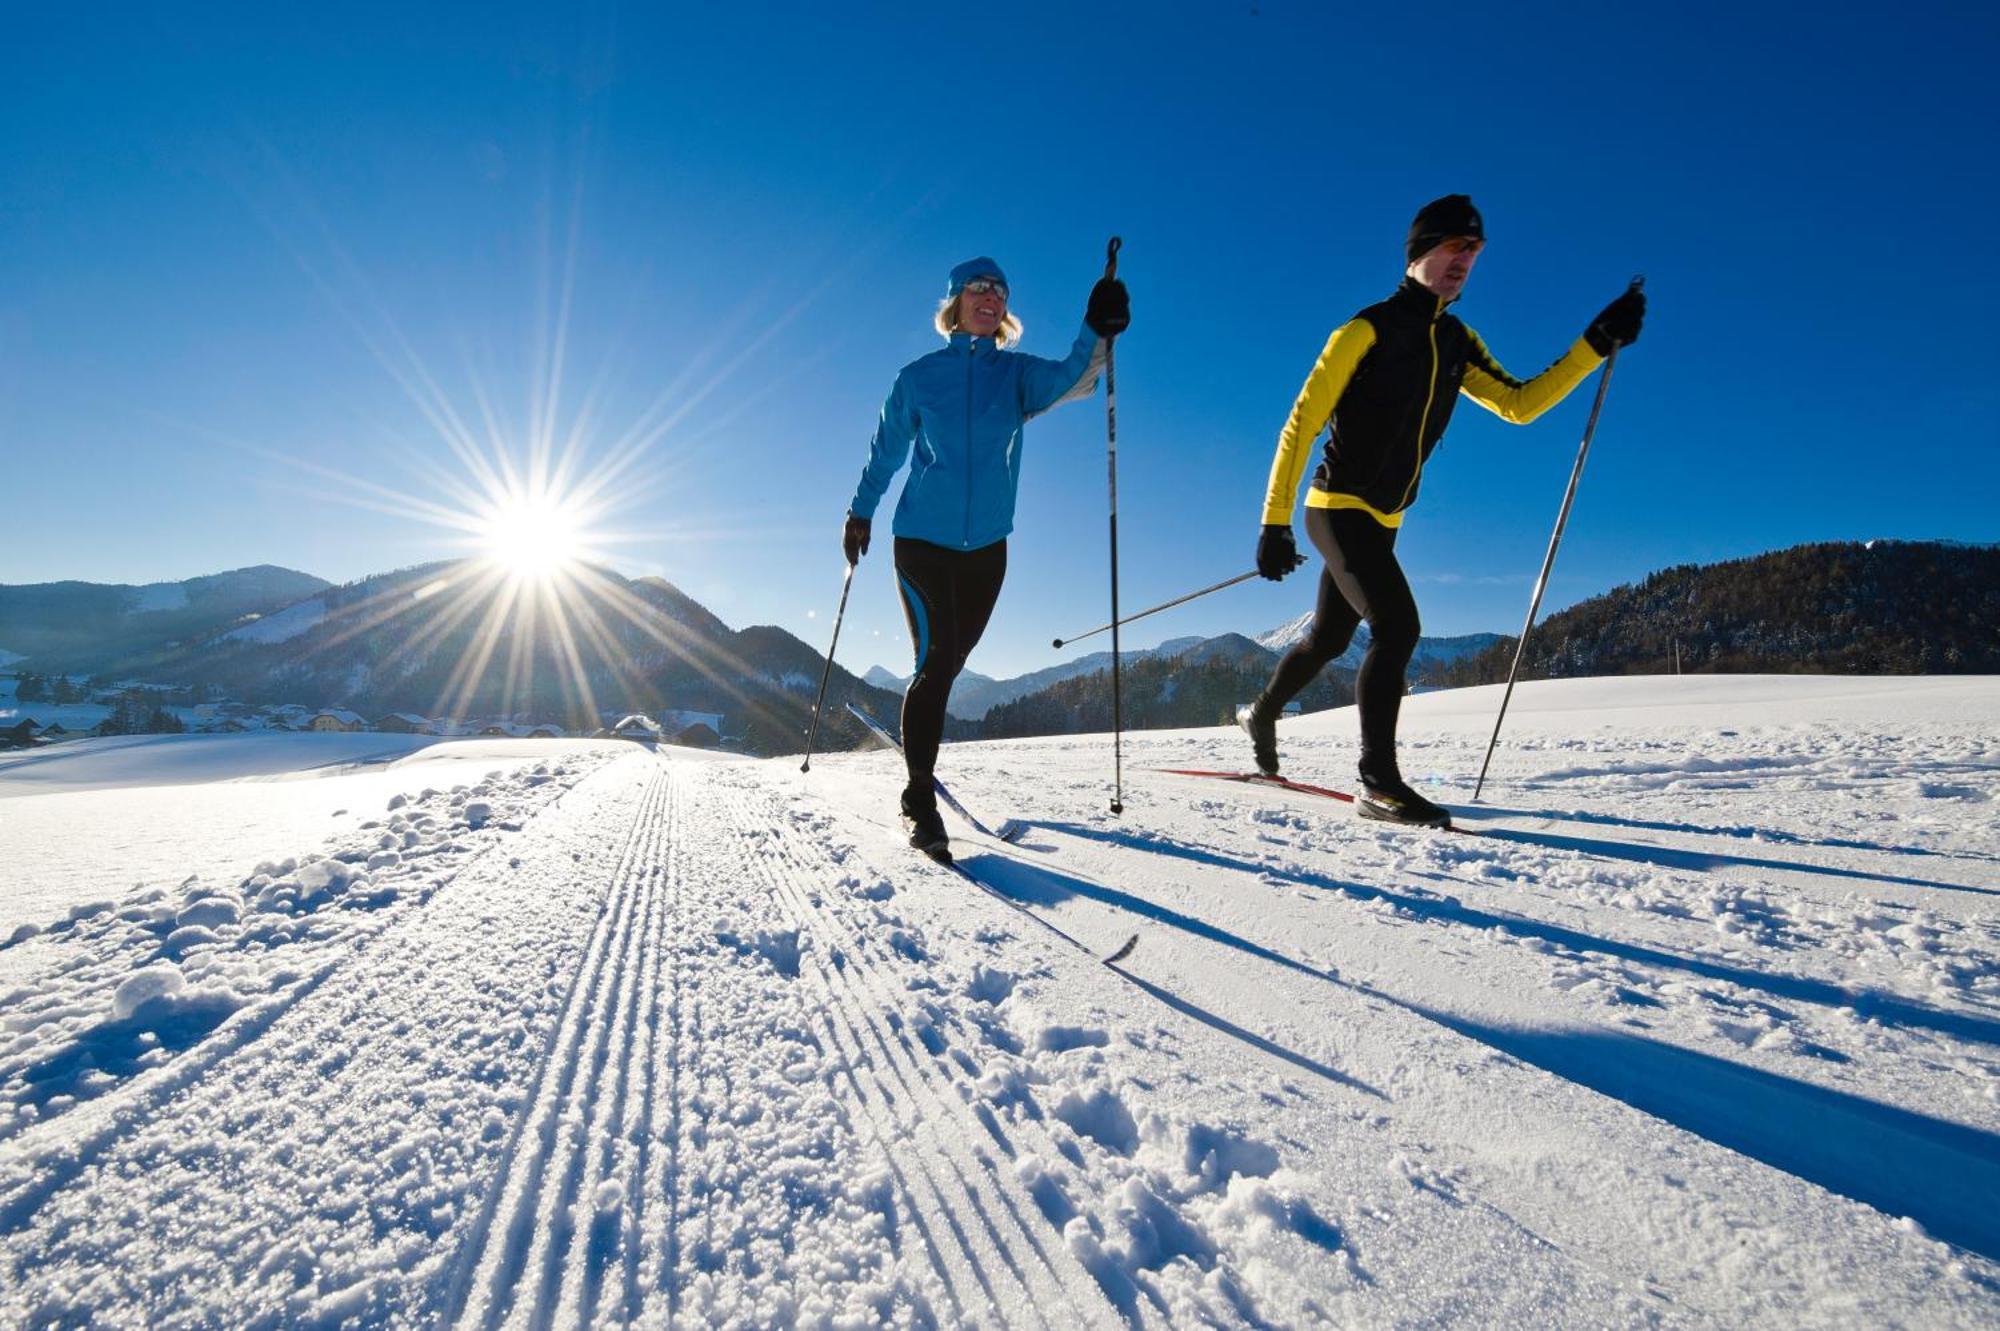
0, 676, 1995, 1327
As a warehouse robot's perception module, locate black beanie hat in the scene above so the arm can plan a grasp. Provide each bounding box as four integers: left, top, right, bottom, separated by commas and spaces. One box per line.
1406, 194, 1484, 264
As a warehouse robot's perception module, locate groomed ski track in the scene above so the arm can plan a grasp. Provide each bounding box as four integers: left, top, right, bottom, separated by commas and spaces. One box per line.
0, 676, 1995, 1327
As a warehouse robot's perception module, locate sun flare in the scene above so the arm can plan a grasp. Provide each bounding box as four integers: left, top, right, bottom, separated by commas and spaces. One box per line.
480, 490, 588, 581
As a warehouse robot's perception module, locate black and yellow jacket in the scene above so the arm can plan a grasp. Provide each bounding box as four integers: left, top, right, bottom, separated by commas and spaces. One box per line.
1262, 277, 1604, 527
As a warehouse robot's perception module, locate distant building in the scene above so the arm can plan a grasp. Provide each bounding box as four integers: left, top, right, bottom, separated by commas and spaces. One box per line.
673, 722, 720, 748
308, 710, 366, 733
525, 723, 565, 739
608, 714, 663, 742
659, 709, 724, 737
1, 719, 42, 750
264, 704, 313, 731
374, 713, 433, 735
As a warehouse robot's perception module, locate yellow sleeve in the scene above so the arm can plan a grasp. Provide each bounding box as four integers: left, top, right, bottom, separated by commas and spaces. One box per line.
1459, 328, 1604, 425
1262, 319, 1375, 525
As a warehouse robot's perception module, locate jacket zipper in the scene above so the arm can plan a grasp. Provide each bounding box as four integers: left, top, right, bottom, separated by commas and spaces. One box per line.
963, 345, 974, 546
1396, 298, 1442, 512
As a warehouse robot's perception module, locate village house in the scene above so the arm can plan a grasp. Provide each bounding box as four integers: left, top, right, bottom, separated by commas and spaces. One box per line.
659, 709, 725, 738
606, 714, 662, 742
308, 710, 366, 733
374, 713, 433, 735
262, 704, 313, 731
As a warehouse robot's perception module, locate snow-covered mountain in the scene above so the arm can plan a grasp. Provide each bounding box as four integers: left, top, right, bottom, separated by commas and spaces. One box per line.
80, 561, 909, 756
1255, 612, 1504, 670
874, 620, 1498, 725
870, 637, 1210, 721
0, 565, 331, 672
1, 675, 1995, 1324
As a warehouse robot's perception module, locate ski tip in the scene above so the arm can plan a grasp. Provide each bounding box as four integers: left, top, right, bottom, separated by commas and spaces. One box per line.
1103, 934, 1138, 965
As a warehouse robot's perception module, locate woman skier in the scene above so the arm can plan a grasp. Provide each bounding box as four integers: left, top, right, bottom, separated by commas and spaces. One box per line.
1241, 194, 1644, 828
845, 255, 1130, 861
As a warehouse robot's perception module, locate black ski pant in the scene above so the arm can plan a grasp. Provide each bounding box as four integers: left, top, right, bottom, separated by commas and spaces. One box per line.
894, 536, 1006, 808
1256, 506, 1420, 783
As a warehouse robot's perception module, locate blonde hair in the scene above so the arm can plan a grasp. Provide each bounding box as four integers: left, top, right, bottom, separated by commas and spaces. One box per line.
934, 294, 1024, 348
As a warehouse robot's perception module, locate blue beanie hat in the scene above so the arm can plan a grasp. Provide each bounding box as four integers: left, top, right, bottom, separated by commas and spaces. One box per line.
946, 257, 1008, 299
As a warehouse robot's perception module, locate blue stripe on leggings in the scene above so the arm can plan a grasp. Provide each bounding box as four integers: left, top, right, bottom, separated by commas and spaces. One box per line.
897, 573, 931, 669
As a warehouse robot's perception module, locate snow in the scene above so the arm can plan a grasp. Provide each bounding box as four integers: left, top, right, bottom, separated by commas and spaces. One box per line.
0, 674, 115, 733
0, 734, 633, 941
1254, 610, 1317, 654
0, 675, 1994, 1326
224, 594, 327, 644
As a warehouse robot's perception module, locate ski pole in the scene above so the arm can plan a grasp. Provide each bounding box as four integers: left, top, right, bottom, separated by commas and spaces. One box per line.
1051, 554, 1307, 649
1101, 235, 1126, 815
800, 561, 855, 773
1472, 277, 1640, 802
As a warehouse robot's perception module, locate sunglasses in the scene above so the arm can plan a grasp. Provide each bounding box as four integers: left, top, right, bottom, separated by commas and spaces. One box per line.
1436, 236, 1485, 257
961, 277, 1009, 298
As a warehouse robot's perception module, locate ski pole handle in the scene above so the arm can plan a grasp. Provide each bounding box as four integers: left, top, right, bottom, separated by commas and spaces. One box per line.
1104, 235, 1121, 279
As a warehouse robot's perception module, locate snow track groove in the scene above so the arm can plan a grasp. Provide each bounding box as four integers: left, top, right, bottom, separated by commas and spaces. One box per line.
448, 762, 670, 1328
0, 753, 653, 1327
710, 776, 1126, 1327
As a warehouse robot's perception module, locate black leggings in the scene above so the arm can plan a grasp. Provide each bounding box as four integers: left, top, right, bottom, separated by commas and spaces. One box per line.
894, 536, 1006, 800
1258, 506, 1420, 779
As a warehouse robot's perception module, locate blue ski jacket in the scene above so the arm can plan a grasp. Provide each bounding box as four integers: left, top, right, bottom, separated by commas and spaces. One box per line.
848, 325, 1107, 551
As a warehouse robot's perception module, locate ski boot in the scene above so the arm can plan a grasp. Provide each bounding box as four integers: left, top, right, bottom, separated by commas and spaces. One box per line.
901, 789, 952, 864
1236, 700, 1279, 777
1357, 761, 1451, 829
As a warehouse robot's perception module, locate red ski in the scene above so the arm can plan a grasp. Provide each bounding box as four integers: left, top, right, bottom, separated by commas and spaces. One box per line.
1155, 768, 1356, 803
1155, 768, 1478, 835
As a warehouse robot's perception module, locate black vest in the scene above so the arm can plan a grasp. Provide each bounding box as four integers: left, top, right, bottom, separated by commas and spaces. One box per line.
1313, 278, 1471, 515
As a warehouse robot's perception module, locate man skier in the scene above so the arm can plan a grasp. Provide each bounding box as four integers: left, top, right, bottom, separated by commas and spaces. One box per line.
1240, 194, 1644, 827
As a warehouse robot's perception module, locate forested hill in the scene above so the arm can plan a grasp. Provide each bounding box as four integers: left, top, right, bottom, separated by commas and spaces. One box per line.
979, 635, 1355, 739
1434, 540, 2000, 685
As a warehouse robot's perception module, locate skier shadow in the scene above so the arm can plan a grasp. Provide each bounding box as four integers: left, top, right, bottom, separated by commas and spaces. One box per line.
1503, 803, 2000, 867
1030, 823, 2000, 1052
1385, 998, 2000, 1266
1469, 816, 1999, 898
981, 837, 2000, 1265
957, 852, 1387, 1103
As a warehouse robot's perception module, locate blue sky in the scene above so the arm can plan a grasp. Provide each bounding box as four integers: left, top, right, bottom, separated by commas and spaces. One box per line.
5, 3, 1996, 677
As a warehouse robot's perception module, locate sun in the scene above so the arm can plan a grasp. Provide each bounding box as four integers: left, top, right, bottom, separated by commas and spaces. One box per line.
479, 489, 588, 581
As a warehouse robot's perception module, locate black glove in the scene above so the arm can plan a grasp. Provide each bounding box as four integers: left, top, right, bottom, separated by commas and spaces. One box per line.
1256, 524, 1297, 581
1585, 285, 1646, 355
1085, 277, 1130, 339
843, 515, 871, 565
